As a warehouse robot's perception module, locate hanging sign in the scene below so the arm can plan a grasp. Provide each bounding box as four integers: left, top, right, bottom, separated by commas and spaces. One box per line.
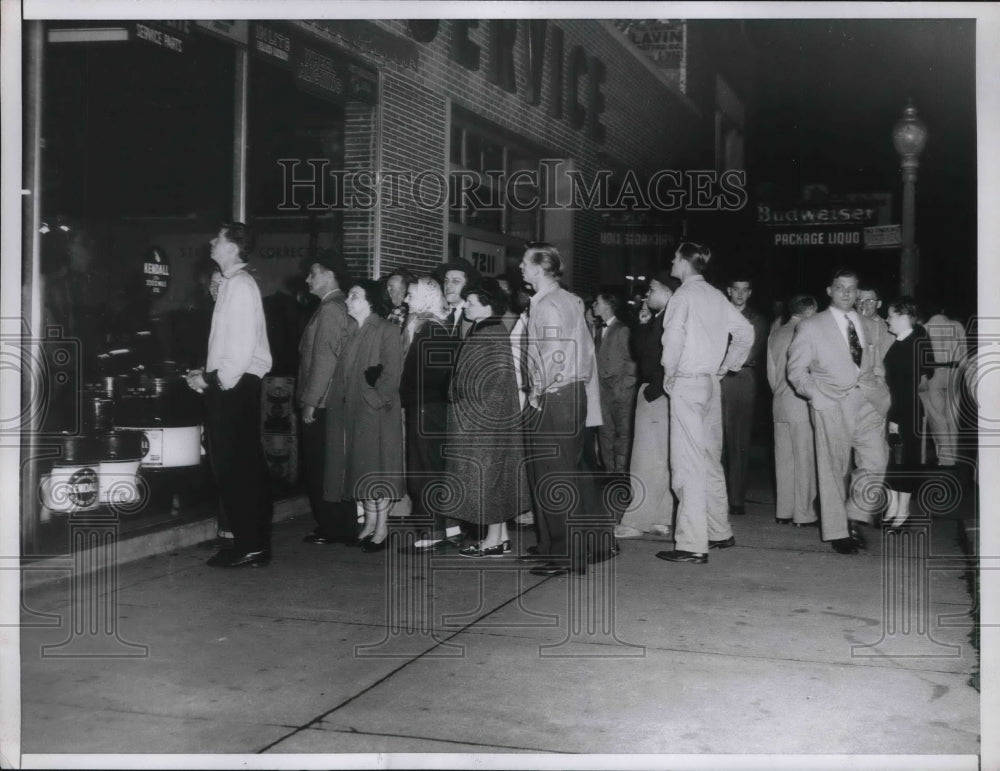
252, 22, 377, 104
143, 248, 172, 297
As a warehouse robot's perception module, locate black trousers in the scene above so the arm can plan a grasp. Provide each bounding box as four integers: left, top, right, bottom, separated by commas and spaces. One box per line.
204, 374, 273, 554
527, 382, 613, 569
300, 409, 357, 539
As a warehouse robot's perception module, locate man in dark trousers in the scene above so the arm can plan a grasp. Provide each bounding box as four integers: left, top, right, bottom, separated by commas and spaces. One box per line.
592, 288, 638, 475
186, 222, 274, 568
298, 250, 356, 545
520, 243, 611, 576
720, 276, 768, 517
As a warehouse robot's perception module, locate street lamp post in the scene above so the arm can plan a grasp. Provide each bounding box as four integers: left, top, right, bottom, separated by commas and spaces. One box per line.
892, 100, 928, 296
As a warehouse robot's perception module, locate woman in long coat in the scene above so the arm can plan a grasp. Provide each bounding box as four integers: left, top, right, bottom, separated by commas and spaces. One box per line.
324, 279, 403, 552
883, 296, 932, 529
398, 276, 455, 547
446, 279, 530, 557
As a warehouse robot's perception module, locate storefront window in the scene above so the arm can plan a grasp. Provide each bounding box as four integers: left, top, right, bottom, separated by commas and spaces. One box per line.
448, 111, 545, 274
42, 23, 234, 220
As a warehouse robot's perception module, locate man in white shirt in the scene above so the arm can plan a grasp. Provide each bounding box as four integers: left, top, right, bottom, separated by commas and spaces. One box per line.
786, 267, 892, 554
187, 223, 274, 568
656, 242, 753, 564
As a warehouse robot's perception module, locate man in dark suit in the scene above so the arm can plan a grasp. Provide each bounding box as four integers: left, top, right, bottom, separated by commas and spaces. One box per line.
720, 276, 769, 517
297, 251, 356, 545
786, 267, 893, 554
618, 271, 680, 538
593, 288, 637, 474
434, 258, 482, 340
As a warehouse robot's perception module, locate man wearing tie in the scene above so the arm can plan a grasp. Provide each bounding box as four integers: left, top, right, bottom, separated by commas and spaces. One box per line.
435, 258, 482, 340
592, 289, 637, 475
786, 268, 892, 554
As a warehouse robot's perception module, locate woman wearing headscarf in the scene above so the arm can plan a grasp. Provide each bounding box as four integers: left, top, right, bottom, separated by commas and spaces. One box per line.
398, 276, 456, 549
324, 279, 403, 552
446, 279, 529, 556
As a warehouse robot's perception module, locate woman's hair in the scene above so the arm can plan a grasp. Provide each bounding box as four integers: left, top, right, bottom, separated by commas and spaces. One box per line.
405, 275, 448, 318
461, 276, 507, 316
887, 296, 919, 320
348, 279, 385, 316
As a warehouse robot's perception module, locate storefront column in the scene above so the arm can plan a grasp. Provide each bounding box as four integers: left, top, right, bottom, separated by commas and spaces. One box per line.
233, 46, 249, 222
21, 20, 45, 550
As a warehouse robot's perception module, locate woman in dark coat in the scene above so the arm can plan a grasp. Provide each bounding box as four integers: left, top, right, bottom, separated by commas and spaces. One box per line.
446, 279, 530, 557
324, 279, 403, 552
883, 296, 932, 529
398, 276, 454, 547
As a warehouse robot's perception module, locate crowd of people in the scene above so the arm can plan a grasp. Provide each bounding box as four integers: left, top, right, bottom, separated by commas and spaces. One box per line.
187, 224, 971, 572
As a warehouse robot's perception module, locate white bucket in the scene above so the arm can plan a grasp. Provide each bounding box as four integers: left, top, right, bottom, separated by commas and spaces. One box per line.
116, 425, 202, 468
98, 458, 142, 504
46, 463, 101, 513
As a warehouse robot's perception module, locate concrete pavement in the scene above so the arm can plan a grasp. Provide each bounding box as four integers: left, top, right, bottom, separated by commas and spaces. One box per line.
16, 488, 979, 766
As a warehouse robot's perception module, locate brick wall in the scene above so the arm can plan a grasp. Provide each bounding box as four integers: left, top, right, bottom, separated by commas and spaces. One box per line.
305, 19, 709, 291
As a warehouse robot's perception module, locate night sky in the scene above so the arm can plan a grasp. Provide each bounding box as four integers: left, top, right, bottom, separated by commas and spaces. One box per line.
743, 18, 977, 314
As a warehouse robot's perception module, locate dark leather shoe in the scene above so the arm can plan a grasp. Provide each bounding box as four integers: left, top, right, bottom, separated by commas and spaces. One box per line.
793, 520, 818, 528
831, 537, 859, 554
775, 518, 791, 525
848, 523, 867, 550
432, 537, 464, 554
361, 537, 387, 553
709, 536, 735, 549
206, 548, 236, 567
529, 562, 569, 577
729, 505, 746, 516
224, 550, 271, 568
303, 533, 337, 545
655, 550, 707, 564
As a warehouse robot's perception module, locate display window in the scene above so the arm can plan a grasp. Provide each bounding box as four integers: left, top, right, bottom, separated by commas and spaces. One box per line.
448, 109, 545, 276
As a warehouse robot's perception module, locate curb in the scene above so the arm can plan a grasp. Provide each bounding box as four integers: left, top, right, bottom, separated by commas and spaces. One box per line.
20, 494, 311, 591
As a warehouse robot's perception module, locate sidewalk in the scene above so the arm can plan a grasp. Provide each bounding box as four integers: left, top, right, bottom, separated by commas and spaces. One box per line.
16, 476, 979, 764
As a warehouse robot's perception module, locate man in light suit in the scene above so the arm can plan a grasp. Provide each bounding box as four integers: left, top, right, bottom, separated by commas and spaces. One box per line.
593, 289, 638, 474
767, 294, 818, 527
786, 268, 893, 554
297, 251, 355, 545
